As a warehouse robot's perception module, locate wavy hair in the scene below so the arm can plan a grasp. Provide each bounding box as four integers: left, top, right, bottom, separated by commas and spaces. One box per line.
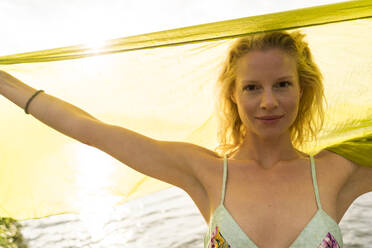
213, 30, 326, 157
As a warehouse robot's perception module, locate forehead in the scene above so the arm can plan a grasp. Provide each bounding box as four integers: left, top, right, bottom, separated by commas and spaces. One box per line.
236, 49, 297, 83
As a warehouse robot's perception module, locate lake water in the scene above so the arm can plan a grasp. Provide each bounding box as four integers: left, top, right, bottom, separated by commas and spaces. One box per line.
18, 187, 372, 248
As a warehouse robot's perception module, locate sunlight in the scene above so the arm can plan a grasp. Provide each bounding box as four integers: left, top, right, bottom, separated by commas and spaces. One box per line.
83, 39, 110, 55
70, 143, 122, 240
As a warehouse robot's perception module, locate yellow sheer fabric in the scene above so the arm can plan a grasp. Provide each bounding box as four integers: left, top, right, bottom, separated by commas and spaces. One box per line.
0, 0, 371, 220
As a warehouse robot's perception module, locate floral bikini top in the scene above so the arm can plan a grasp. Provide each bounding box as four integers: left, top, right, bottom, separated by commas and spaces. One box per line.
204, 155, 343, 248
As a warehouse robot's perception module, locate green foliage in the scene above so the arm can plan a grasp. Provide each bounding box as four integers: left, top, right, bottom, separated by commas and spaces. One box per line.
0, 218, 28, 248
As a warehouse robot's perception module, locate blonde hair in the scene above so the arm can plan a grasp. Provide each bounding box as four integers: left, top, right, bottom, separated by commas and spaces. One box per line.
213, 30, 326, 157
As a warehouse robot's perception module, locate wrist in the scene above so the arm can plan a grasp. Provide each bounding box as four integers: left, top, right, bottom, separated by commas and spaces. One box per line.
0, 70, 39, 110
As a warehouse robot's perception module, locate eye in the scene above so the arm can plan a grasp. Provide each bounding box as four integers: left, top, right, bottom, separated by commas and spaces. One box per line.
243, 85, 258, 91
277, 81, 292, 88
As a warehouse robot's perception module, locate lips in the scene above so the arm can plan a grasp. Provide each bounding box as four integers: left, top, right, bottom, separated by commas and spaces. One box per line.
255, 115, 284, 120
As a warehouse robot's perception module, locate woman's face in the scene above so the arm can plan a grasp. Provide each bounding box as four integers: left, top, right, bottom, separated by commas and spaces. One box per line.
231, 48, 302, 139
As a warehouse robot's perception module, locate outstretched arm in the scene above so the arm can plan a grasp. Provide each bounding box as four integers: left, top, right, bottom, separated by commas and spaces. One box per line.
0, 70, 100, 144
0, 70, 215, 192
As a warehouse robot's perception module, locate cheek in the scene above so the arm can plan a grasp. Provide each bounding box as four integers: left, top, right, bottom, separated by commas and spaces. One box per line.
234, 99, 254, 124
284, 98, 300, 120
237, 98, 256, 115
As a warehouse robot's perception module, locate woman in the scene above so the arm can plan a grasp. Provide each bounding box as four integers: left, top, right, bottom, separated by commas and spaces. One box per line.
0, 30, 371, 248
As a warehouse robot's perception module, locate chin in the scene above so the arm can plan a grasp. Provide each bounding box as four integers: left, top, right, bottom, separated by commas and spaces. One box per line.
255, 124, 291, 137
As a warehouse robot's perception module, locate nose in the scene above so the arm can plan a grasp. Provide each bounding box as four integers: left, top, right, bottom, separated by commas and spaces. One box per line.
260, 89, 278, 110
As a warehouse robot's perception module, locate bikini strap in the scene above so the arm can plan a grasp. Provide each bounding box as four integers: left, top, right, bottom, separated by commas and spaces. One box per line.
220, 154, 228, 205
310, 155, 322, 210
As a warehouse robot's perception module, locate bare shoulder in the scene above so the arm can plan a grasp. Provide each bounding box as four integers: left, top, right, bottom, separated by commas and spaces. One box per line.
314, 149, 360, 188
179, 144, 222, 223
317, 148, 372, 218
314, 149, 356, 174
319, 148, 372, 191
325, 148, 372, 194
183, 144, 222, 190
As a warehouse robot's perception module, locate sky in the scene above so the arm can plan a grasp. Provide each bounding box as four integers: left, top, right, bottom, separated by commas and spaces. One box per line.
0, 0, 344, 56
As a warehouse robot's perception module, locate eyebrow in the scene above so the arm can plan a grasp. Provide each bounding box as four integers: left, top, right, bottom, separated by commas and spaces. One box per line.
241, 76, 294, 84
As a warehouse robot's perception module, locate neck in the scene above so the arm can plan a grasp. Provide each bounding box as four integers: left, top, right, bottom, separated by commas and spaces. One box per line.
229, 131, 307, 169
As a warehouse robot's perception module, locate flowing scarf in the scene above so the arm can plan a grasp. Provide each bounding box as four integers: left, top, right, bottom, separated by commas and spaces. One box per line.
0, 0, 371, 220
